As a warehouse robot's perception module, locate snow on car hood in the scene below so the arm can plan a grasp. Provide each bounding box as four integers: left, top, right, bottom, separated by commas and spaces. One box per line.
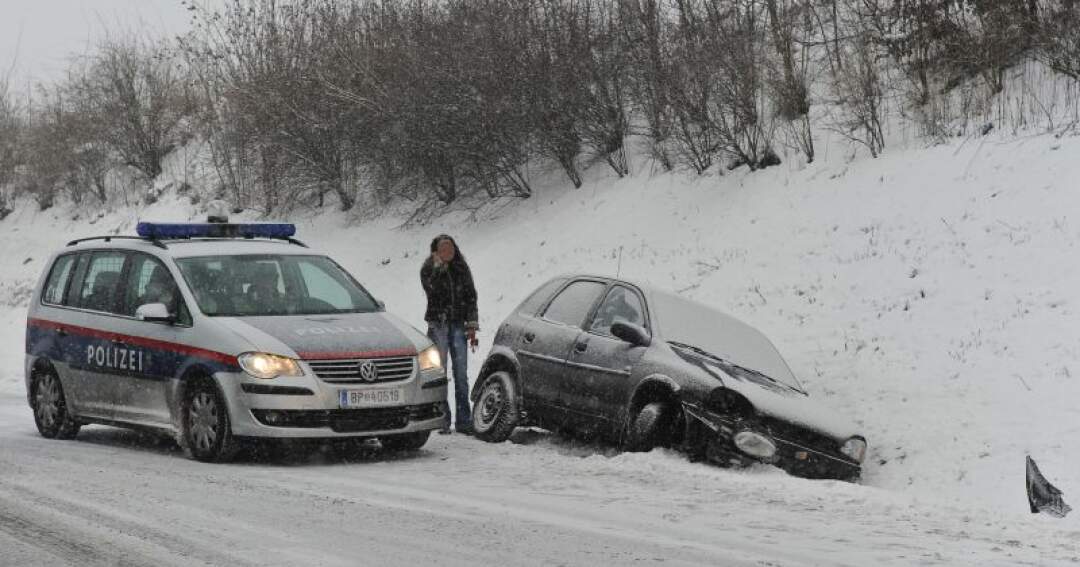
648, 289, 802, 390
700, 361, 861, 442
215, 311, 428, 360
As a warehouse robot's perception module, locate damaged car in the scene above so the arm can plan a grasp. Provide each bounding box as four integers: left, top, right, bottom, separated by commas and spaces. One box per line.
470, 275, 866, 480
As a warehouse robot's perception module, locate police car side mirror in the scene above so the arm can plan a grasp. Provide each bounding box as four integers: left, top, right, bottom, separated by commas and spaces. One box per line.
375, 299, 386, 311
136, 303, 175, 324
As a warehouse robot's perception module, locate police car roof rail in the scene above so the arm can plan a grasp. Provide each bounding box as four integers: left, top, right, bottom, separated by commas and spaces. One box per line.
66, 235, 168, 249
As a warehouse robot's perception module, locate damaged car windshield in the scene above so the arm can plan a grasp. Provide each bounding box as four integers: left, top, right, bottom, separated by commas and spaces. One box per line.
651, 290, 802, 391
176, 254, 378, 316
669, 341, 803, 394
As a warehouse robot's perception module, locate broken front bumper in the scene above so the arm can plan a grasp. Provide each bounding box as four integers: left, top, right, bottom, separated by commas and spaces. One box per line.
682, 402, 862, 481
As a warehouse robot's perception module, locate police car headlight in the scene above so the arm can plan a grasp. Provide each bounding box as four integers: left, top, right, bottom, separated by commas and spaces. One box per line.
840, 437, 867, 463
418, 345, 442, 371
238, 352, 304, 379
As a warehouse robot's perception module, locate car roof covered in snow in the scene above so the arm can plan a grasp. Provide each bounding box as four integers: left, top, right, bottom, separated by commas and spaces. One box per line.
552, 273, 800, 388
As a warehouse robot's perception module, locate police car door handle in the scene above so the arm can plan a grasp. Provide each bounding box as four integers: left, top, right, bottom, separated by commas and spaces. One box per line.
54, 328, 68, 337
111, 339, 128, 347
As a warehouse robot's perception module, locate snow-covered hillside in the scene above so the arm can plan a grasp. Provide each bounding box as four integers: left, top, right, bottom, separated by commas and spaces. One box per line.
1, 127, 1077, 528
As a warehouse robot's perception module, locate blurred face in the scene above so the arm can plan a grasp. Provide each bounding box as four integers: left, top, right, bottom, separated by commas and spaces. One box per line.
436, 239, 456, 263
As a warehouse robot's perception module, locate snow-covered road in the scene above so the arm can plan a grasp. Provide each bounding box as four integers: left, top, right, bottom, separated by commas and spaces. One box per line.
0, 394, 1073, 567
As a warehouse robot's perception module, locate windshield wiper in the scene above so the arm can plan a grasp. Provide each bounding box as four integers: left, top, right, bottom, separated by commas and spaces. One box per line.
667, 341, 802, 393
668, 341, 718, 360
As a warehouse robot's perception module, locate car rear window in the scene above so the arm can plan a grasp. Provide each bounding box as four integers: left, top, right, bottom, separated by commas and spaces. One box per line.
41, 254, 77, 305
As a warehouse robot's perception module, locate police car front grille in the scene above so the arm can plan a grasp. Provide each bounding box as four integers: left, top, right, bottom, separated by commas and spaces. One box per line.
307, 356, 415, 384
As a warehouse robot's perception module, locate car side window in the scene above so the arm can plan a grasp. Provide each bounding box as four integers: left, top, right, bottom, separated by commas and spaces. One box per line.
516, 278, 567, 316
74, 252, 128, 314
588, 285, 646, 336
541, 280, 606, 327
41, 254, 77, 305
124, 253, 192, 325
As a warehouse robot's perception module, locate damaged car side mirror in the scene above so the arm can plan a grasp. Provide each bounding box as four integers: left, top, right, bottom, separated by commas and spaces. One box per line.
611, 321, 651, 347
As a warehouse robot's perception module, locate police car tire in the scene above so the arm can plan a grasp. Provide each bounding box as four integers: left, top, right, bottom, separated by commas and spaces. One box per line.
182, 379, 238, 463
471, 371, 519, 443
625, 402, 671, 452
379, 431, 430, 452
31, 370, 81, 440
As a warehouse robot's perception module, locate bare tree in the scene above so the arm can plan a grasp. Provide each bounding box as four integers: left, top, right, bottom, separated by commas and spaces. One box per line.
1038, 0, 1080, 80
826, 17, 886, 157
70, 36, 195, 182
763, 0, 814, 162
0, 69, 19, 217
621, 0, 675, 171
580, 0, 633, 177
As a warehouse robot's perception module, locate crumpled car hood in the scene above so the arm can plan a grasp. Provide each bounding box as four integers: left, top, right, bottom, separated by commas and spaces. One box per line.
701, 361, 862, 442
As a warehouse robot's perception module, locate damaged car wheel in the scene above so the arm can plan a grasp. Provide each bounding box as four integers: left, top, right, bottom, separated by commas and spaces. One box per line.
472, 371, 519, 442
625, 401, 675, 452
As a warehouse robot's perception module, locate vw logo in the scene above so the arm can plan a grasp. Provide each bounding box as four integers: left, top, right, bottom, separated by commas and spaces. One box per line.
358, 361, 379, 382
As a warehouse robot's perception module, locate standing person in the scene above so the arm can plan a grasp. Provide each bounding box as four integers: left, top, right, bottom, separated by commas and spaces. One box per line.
420, 234, 480, 434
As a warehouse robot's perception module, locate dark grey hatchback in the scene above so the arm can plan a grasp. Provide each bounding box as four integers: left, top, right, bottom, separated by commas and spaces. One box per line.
470, 275, 867, 480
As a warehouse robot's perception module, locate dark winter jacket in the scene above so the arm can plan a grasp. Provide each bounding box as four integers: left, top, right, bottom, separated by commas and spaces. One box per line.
420, 235, 479, 329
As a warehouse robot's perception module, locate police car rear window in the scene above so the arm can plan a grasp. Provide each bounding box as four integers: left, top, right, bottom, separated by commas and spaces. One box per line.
175, 254, 378, 317
42, 254, 77, 305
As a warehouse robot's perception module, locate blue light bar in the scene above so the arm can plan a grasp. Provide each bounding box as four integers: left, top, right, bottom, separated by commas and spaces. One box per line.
136, 222, 297, 240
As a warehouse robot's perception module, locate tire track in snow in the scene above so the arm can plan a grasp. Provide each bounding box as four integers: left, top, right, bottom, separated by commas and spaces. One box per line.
0, 483, 251, 567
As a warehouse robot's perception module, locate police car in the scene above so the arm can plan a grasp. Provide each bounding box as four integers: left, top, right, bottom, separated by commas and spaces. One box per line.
25, 220, 448, 461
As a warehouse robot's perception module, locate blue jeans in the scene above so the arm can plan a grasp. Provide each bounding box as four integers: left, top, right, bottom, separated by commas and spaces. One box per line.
428, 322, 471, 428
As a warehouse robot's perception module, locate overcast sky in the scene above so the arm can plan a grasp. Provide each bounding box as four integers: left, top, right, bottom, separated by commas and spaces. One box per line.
1, 0, 207, 88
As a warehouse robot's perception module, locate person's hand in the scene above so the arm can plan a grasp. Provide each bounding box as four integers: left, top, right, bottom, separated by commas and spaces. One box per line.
467, 329, 478, 352
431, 251, 445, 269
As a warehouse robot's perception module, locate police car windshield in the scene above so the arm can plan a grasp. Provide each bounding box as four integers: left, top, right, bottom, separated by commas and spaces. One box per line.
175, 254, 379, 317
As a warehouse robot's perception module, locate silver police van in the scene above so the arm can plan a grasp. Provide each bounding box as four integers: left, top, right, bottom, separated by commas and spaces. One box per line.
25, 221, 447, 461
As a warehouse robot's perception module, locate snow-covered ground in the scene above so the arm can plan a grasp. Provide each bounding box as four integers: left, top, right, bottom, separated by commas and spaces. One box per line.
0, 391, 1074, 567
1, 126, 1079, 564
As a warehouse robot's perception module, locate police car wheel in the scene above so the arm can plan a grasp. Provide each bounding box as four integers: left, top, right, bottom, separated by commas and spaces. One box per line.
31, 370, 81, 440
182, 379, 237, 462
379, 431, 430, 452
471, 371, 519, 443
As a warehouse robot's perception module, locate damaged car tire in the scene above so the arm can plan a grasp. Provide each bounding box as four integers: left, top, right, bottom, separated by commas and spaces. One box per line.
625, 402, 675, 452
472, 371, 519, 442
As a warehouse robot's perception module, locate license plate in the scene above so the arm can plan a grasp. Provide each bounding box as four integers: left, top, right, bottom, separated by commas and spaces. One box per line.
339, 388, 403, 408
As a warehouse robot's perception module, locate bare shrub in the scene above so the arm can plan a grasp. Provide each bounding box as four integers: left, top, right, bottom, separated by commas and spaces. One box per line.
69, 35, 195, 183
